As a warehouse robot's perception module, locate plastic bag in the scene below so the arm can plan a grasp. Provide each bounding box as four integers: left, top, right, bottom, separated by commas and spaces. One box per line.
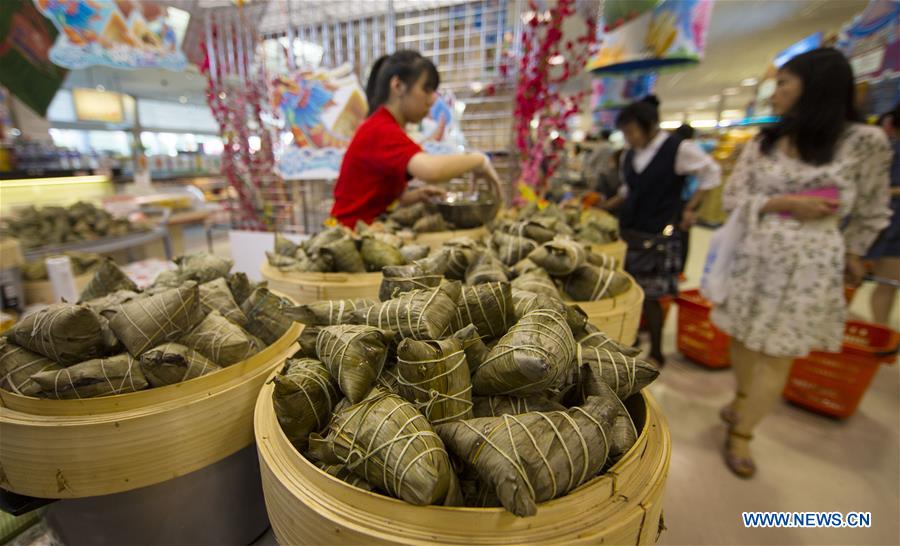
700, 207, 743, 304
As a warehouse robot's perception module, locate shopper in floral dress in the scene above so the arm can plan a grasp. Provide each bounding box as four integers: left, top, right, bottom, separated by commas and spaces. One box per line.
711, 48, 892, 478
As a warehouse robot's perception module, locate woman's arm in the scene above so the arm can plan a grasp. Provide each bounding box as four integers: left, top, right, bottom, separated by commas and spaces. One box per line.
843, 129, 892, 256
407, 152, 491, 183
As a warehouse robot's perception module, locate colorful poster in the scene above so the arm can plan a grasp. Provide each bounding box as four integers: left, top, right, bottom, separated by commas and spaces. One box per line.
0, 0, 67, 116
270, 64, 367, 179
588, 0, 714, 75
414, 90, 467, 155
33, 0, 188, 70
838, 0, 899, 82
591, 73, 657, 110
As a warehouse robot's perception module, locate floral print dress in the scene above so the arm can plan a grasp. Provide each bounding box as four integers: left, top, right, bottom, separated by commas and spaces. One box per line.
710, 124, 892, 358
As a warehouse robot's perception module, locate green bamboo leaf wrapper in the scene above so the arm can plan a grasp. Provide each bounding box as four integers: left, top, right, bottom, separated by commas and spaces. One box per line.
241, 287, 294, 345
472, 395, 565, 417
272, 357, 339, 449
105, 283, 204, 357
286, 298, 376, 326
10, 303, 117, 365
361, 236, 406, 272
397, 336, 473, 424
200, 277, 248, 326
316, 325, 391, 403
349, 282, 461, 341
0, 338, 62, 396
30, 353, 148, 399
451, 282, 514, 340
139, 342, 221, 387
79, 258, 138, 302
180, 311, 264, 366
563, 264, 632, 301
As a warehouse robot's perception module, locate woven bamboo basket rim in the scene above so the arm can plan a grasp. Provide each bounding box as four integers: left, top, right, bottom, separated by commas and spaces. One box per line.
0, 323, 303, 416
255, 369, 670, 544
260, 263, 382, 285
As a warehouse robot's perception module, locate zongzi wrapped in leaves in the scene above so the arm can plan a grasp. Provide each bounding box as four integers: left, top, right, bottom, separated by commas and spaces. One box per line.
82, 289, 141, 314
509, 289, 587, 336
453, 324, 490, 376
0, 338, 62, 396
389, 202, 427, 227
491, 230, 538, 266
528, 237, 587, 276
139, 342, 221, 387
151, 269, 182, 289
287, 248, 333, 273
272, 357, 339, 449
510, 269, 561, 299
308, 388, 455, 506
465, 253, 508, 285
574, 322, 641, 357
472, 309, 575, 397
499, 220, 556, 244
412, 212, 449, 233
472, 394, 565, 417
349, 282, 461, 341
30, 354, 148, 399
590, 381, 639, 466
576, 343, 660, 400
274, 232, 299, 257
379, 263, 443, 301
241, 287, 294, 345
79, 258, 138, 302
286, 298, 376, 326
302, 227, 346, 255
266, 251, 299, 269
563, 264, 632, 301
397, 336, 473, 424
437, 392, 619, 517
316, 325, 391, 403
10, 304, 117, 365
577, 217, 619, 245
200, 277, 248, 326
509, 258, 542, 278
440, 237, 481, 280
320, 235, 366, 273
176, 253, 234, 284
180, 311, 264, 366
399, 244, 431, 262
586, 250, 619, 270
361, 236, 406, 272
105, 283, 203, 357
227, 272, 253, 305
452, 282, 514, 340
297, 325, 321, 358
313, 461, 377, 492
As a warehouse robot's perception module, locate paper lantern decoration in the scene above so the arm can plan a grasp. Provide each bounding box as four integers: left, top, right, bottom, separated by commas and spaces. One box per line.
588, 0, 714, 75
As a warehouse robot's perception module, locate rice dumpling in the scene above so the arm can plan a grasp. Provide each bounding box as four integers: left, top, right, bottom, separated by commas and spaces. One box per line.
563, 265, 632, 301
586, 251, 619, 270
379, 263, 443, 301
79, 258, 138, 302
151, 269, 183, 289
509, 258, 542, 278
349, 282, 461, 341
308, 388, 455, 506
413, 212, 449, 233
441, 237, 482, 279
267, 251, 299, 269
472, 394, 565, 417
286, 298, 376, 326
472, 309, 575, 397
288, 248, 333, 273
314, 461, 377, 492
316, 325, 391, 403
30, 354, 148, 399
491, 230, 538, 266
105, 283, 204, 357
0, 338, 62, 396
227, 272, 253, 305
436, 392, 619, 517
176, 253, 234, 284
510, 269, 561, 299
389, 202, 427, 227
452, 282, 514, 340
297, 325, 321, 358
528, 238, 587, 276
272, 357, 339, 449
465, 253, 509, 285
274, 232, 300, 257
200, 277, 248, 326
574, 322, 641, 357
361, 236, 406, 272
592, 381, 639, 466
320, 235, 366, 273
180, 311, 264, 366
397, 336, 473, 424
453, 324, 489, 376
302, 227, 346, 256
241, 287, 294, 345
399, 244, 431, 262
509, 289, 587, 334
576, 343, 660, 400
10, 304, 117, 365
82, 290, 141, 314
139, 342, 221, 387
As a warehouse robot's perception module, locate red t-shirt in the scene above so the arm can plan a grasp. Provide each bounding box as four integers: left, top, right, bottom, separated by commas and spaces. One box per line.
331, 107, 422, 227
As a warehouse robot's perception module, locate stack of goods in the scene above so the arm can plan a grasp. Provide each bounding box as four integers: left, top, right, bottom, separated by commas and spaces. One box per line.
0, 253, 293, 399
0, 202, 149, 250
387, 202, 455, 234
273, 275, 659, 517
19, 252, 102, 281
265, 226, 431, 274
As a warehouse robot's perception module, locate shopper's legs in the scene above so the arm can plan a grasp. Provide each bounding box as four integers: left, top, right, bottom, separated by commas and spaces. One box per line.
643, 298, 665, 364
721, 339, 754, 423
871, 257, 900, 325
725, 347, 793, 476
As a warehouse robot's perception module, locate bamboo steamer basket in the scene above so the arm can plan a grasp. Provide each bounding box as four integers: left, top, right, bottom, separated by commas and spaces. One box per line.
22, 271, 94, 305
260, 262, 381, 304
0, 323, 303, 499
414, 226, 488, 252
586, 239, 627, 269
255, 374, 670, 545
573, 272, 644, 346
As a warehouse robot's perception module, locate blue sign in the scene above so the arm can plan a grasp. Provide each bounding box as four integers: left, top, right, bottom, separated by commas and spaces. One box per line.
774, 32, 822, 68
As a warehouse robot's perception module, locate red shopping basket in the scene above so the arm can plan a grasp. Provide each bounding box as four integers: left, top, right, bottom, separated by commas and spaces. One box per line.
783, 321, 899, 418
674, 289, 731, 368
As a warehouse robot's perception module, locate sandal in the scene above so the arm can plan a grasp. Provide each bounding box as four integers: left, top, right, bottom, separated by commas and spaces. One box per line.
724, 430, 756, 479
719, 391, 746, 426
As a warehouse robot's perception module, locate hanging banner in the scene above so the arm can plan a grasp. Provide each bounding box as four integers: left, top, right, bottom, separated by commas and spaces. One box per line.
588, 0, 714, 75
270, 64, 367, 179
837, 0, 900, 115
33, 0, 188, 71
0, 0, 67, 116
602, 0, 661, 32
591, 73, 657, 111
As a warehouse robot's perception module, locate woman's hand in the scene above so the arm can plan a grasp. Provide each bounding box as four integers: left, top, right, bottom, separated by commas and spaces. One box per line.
399, 185, 446, 206
764, 195, 839, 220
845, 253, 867, 287
472, 153, 503, 203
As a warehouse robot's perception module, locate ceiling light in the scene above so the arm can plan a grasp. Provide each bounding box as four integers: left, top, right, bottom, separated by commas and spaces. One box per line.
95, 85, 105, 92
723, 87, 739, 96
741, 77, 758, 87
548, 54, 565, 66
689, 119, 718, 128
660, 121, 681, 129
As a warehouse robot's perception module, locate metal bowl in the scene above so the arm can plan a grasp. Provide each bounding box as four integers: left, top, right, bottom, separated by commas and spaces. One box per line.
434, 191, 498, 229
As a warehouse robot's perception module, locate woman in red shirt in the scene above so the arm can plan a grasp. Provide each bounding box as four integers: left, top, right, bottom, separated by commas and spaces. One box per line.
331, 50, 501, 227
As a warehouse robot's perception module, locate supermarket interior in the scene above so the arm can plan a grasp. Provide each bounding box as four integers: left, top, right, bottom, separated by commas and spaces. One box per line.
0, 1, 898, 545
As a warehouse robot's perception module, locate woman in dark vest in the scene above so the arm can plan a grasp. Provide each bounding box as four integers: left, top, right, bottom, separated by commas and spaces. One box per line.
603, 96, 721, 366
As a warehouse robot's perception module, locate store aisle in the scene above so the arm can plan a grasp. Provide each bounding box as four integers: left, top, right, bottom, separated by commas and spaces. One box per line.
653, 228, 900, 546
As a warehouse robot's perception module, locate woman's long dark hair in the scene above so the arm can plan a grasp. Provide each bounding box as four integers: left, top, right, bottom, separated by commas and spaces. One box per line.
616, 95, 661, 134
365, 50, 440, 115
760, 48, 860, 165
